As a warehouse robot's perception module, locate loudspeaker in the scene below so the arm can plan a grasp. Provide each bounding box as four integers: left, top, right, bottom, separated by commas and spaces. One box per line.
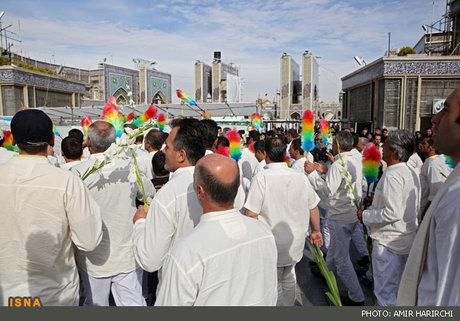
214, 51, 221, 60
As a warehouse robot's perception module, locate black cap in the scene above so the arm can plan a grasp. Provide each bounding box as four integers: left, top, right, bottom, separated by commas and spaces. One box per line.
11, 109, 53, 146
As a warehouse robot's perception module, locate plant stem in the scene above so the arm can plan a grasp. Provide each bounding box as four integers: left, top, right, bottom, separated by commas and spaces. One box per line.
132, 154, 147, 204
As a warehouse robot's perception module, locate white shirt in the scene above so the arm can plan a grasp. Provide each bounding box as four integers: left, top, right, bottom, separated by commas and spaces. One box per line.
252, 159, 266, 178
291, 157, 306, 173
0, 155, 102, 305
155, 209, 278, 306
205, 149, 214, 156
244, 162, 320, 266
350, 148, 362, 162
417, 164, 460, 306
133, 166, 203, 272
419, 154, 453, 220
307, 152, 363, 224
407, 153, 423, 174
240, 148, 259, 182
71, 153, 155, 278
136, 147, 153, 180
0, 147, 16, 164
60, 160, 82, 170
363, 163, 420, 255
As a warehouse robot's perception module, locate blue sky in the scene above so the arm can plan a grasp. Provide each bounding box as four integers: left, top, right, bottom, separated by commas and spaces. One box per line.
1, 0, 447, 103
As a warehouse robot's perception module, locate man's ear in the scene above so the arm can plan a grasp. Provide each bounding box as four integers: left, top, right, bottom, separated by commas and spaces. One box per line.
177, 148, 187, 164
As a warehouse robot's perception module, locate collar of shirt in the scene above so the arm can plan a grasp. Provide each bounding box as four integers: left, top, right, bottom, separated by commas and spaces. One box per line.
170, 166, 195, 180
13, 154, 48, 162
333, 151, 353, 161
264, 162, 288, 170
200, 208, 239, 223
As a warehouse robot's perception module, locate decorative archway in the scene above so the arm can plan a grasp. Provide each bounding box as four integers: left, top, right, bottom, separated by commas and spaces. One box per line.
113, 87, 128, 105
290, 112, 301, 120
152, 90, 167, 105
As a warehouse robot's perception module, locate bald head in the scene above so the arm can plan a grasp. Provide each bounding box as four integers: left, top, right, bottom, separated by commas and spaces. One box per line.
194, 154, 240, 206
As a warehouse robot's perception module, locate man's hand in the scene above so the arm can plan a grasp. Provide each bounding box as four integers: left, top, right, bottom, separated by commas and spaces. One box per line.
326, 152, 334, 164
304, 161, 317, 174
357, 209, 363, 223
133, 205, 148, 224
309, 231, 323, 248
316, 161, 328, 174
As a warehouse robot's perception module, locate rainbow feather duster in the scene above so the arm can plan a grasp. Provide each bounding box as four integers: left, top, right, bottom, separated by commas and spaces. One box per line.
445, 155, 455, 168
176, 89, 197, 106
284, 155, 291, 168
52, 124, 61, 137
102, 98, 124, 137
157, 113, 165, 131
251, 113, 261, 131
226, 129, 242, 161
2, 130, 18, 152
215, 145, 230, 158
131, 105, 158, 127
124, 113, 135, 123
319, 119, 329, 147
301, 110, 315, 153
81, 116, 92, 139
248, 141, 255, 153
362, 143, 381, 184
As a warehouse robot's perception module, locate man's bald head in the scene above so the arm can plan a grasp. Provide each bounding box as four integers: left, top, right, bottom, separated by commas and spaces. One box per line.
194, 154, 240, 206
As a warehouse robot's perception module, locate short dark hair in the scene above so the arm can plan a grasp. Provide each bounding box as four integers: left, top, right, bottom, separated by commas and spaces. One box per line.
171, 118, 206, 165
161, 131, 169, 143
145, 129, 164, 150
68, 129, 84, 143
287, 128, 298, 138
424, 137, 434, 147
265, 137, 286, 162
266, 130, 275, 138
200, 119, 218, 149
352, 133, 359, 147
291, 138, 304, 154
247, 130, 260, 144
195, 161, 240, 205
16, 142, 48, 155
216, 136, 229, 148
61, 137, 82, 160
152, 151, 169, 176
254, 140, 265, 153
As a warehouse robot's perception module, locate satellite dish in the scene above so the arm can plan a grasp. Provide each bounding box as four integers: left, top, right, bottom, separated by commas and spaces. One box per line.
323, 111, 334, 121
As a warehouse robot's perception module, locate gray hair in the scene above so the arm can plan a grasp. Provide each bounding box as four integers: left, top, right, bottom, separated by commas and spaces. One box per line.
335, 131, 353, 151
87, 121, 116, 152
387, 129, 415, 162
359, 137, 369, 145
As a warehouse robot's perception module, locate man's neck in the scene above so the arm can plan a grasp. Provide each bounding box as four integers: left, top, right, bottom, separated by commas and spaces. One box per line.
18, 150, 47, 157
425, 151, 436, 159
202, 204, 233, 214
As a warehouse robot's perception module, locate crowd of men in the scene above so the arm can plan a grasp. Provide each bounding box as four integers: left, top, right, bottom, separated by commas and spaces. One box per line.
0, 86, 459, 307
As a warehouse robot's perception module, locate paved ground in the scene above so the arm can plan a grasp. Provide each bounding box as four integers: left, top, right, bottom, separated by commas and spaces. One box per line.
294, 240, 375, 306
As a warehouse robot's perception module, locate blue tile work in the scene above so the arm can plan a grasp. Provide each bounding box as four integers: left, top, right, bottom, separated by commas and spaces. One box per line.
384, 61, 460, 75
0, 68, 86, 93
147, 69, 171, 103
103, 64, 138, 102
342, 59, 460, 89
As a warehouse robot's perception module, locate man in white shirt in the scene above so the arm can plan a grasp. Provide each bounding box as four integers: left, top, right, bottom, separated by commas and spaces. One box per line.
72, 121, 154, 306
305, 131, 365, 305
240, 130, 260, 182
245, 137, 322, 306
201, 119, 218, 156
289, 138, 312, 173
407, 152, 423, 174
418, 137, 453, 222
397, 86, 460, 306
133, 118, 206, 280
60, 136, 83, 170
156, 154, 278, 306
0, 109, 102, 306
357, 130, 420, 306
251, 139, 266, 179
144, 128, 164, 161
